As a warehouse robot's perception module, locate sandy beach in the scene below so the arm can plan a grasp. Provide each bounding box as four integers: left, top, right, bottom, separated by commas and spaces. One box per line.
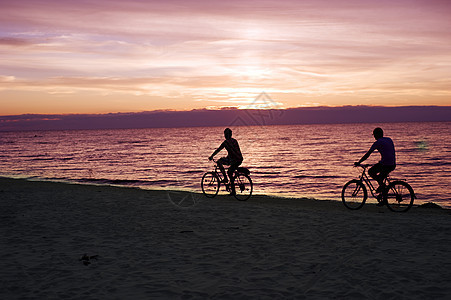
1, 177, 450, 299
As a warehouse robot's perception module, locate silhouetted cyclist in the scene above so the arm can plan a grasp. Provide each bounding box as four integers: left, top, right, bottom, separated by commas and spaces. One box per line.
209, 128, 243, 195
355, 127, 396, 197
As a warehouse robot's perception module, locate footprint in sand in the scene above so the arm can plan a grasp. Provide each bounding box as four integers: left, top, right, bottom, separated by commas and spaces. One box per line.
79, 254, 99, 266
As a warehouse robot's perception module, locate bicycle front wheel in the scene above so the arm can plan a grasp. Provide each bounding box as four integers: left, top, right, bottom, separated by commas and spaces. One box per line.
201, 172, 220, 198
342, 179, 367, 210
233, 173, 253, 201
384, 180, 415, 213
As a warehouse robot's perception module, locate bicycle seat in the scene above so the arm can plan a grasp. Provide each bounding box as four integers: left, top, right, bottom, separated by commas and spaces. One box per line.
237, 167, 250, 175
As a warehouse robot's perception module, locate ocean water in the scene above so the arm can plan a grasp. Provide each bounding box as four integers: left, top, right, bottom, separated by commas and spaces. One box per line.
0, 122, 450, 207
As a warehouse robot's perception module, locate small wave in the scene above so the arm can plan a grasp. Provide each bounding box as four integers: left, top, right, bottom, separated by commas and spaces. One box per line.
58, 167, 85, 171
87, 158, 111, 162
76, 178, 176, 187
77, 178, 145, 185
31, 157, 55, 161
309, 136, 329, 141
252, 171, 283, 176
35, 141, 55, 145
117, 140, 145, 144
20, 154, 47, 158
401, 161, 450, 167
251, 166, 286, 169
294, 175, 340, 179
181, 170, 204, 174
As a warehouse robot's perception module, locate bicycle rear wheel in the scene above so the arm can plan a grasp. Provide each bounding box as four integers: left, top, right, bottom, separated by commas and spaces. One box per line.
342, 179, 367, 210
201, 172, 220, 198
384, 180, 415, 212
233, 173, 253, 201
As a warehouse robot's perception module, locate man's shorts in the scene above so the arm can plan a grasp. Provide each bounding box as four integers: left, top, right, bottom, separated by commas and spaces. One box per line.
218, 157, 242, 168
218, 157, 232, 165
369, 163, 396, 178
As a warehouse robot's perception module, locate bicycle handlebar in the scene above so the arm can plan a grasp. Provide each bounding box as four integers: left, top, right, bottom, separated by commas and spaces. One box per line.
354, 163, 371, 168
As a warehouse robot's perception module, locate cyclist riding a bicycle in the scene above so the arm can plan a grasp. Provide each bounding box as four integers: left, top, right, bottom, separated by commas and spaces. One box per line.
209, 128, 243, 195
355, 127, 396, 194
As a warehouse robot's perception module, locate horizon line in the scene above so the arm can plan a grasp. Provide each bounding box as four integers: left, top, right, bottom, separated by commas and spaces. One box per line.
2, 104, 450, 118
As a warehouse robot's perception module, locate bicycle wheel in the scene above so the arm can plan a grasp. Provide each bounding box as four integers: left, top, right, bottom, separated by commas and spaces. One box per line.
201, 172, 220, 198
384, 180, 415, 212
232, 173, 253, 201
342, 179, 367, 210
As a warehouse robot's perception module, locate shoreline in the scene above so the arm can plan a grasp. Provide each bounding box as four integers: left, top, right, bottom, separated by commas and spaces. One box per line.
1, 177, 450, 298
1, 175, 448, 210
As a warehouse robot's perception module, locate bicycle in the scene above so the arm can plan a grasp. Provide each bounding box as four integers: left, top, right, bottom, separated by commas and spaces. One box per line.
201, 159, 253, 201
342, 164, 416, 212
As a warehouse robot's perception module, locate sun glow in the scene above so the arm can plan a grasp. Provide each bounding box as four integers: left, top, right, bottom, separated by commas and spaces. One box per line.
232, 65, 272, 79
1, 0, 451, 115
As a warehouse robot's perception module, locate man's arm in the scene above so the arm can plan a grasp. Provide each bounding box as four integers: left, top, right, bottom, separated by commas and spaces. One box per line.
209, 143, 225, 160
355, 146, 375, 165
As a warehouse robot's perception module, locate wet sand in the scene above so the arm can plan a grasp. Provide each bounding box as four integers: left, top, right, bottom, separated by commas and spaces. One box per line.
1, 177, 450, 299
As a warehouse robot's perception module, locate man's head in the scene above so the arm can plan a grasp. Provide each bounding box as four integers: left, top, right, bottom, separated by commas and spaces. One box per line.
224, 128, 232, 139
373, 127, 384, 140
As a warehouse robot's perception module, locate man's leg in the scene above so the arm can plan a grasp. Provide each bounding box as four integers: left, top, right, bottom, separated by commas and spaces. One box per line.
368, 163, 384, 189
228, 163, 239, 195
374, 164, 395, 206
379, 165, 396, 185
217, 158, 228, 183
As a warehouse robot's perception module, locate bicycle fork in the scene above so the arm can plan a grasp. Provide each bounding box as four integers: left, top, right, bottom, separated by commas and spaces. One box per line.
352, 183, 362, 197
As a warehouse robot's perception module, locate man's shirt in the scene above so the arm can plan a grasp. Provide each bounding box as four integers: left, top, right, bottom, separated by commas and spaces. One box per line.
219, 138, 243, 163
369, 137, 396, 166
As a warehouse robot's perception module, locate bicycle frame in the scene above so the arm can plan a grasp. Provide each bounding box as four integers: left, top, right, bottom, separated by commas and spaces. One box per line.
202, 158, 253, 201
357, 165, 390, 199
211, 160, 234, 191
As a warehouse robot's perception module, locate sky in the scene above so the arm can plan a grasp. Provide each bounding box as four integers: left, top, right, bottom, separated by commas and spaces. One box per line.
1, 0, 451, 115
